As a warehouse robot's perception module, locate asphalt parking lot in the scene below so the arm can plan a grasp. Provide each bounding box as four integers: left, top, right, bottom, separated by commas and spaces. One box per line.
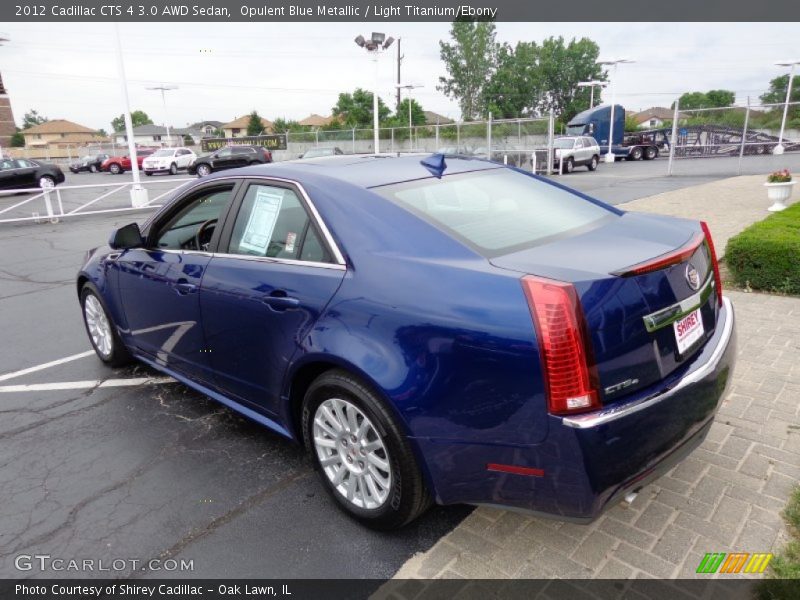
1, 151, 799, 579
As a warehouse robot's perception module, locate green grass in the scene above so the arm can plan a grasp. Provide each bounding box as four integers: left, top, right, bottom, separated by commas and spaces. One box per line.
725, 200, 800, 295
757, 487, 800, 599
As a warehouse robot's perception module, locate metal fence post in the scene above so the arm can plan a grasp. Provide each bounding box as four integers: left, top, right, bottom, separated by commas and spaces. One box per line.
456, 122, 460, 149
315, 129, 319, 146
518, 119, 522, 145
391, 127, 395, 153
435, 123, 439, 150
737, 99, 751, 176
667, 99, 679, 176
352, 128, 356, 154
546, 110, 554, 176
487, 112, 492, 159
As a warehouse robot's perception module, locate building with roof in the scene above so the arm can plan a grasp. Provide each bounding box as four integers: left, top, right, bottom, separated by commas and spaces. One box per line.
189, 120, 224, 137
423, 111, 454, 125
0, 73, 16, 151
627, 107, 676, 129
113, 124, 205, 146
221, 115, 274, 138
298, 114, 335, 128
22, 119, 103, 148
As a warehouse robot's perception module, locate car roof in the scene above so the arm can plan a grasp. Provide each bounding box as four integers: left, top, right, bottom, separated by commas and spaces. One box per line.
228, 153, 503, 189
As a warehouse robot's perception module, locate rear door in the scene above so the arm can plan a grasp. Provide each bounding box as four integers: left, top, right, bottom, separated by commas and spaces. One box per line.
200, 179, 346, 417
211, 147, 234, 169
14, 160, 40, 187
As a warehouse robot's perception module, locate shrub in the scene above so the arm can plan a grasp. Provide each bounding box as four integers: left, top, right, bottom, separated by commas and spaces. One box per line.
767, 169, 792, 183
725, 201, 800, 295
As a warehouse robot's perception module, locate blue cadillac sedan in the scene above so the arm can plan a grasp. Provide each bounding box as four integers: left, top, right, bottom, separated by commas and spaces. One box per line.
77, 154, 736, 529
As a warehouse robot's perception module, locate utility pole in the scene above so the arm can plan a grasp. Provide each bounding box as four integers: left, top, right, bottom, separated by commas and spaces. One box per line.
396, 38, 403, 112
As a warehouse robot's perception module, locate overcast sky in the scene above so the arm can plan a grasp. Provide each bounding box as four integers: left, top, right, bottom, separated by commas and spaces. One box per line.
1, 22, 798, 131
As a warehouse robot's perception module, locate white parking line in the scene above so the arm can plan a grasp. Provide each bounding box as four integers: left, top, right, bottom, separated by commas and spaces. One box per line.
0, 350, 95, 383
0, 377, 176, 393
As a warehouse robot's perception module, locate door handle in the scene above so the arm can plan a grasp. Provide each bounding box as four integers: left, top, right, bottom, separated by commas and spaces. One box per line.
261, 293, 300, 311
173, 280, 198, 295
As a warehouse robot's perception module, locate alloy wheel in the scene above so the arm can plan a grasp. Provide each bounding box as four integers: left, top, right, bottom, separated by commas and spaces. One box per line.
313, 398, 392, 510
84, 294, 113, 358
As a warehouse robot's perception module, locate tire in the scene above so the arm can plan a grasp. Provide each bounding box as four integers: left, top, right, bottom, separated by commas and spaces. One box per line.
302, 370, 431, 530
644, 146, 658, 160
80, 286, 133, 367
196, 164, 211, 177
109, 163, 122, 175
145, 172, 153, 176
39, 175, 56, 189
564, 157, 574, 174
629, 147, 643, 161
169, 163, 178, 175
89, 165, 98, 173
587, 155, 599, 171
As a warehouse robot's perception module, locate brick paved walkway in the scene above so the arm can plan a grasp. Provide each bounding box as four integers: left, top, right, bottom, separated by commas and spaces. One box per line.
392, 176, 800, 580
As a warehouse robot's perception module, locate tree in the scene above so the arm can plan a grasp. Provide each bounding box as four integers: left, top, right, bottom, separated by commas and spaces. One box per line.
673, 90, 736, 110
391, 98, 427, 127
331, 88, 391, 128
246, 110, 265, 136
22, 109, 48, 130
438, 20, 498, 120
111, 110, 153, 132
272, 118, 312, 133
483, 41, 540, 118
10, 130, 25, 147
96, 128, 108, 137
760, 74, 800, 124
533, 36, 605, 122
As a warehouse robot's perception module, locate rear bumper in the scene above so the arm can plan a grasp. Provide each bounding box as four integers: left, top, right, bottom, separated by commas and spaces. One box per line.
417, 296, 736, 520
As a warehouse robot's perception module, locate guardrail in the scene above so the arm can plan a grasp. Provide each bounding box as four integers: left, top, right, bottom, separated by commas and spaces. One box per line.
0, 178, 194, 224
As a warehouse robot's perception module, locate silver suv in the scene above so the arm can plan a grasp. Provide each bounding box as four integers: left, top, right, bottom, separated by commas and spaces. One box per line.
553, 136, 600, 173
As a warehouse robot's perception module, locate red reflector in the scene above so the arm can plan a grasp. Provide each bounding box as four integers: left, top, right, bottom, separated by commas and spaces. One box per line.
612, 232, 705, 277
521, 276, 601, 415
487, 463, 545, 477
700, 221, 723, 307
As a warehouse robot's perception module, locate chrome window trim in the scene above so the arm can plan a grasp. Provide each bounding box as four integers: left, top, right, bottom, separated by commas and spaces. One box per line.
563, 296, 734, 430
148, 174, 347, 269
642, 273, 714, 333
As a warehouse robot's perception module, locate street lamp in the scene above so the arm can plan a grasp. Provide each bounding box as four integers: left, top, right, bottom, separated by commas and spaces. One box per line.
113, 24, 147, 208
773, 60, 800, 156
0, 33, 9, 160
597, 59, 635, 164
146, 84, 178, 147
355, 32, 394, 154
577, 80, 607, 109
395, 83, 423, 150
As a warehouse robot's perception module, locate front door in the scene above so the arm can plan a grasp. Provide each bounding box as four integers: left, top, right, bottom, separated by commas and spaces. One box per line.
113, 182, 238, 382
201, 180, 346, 417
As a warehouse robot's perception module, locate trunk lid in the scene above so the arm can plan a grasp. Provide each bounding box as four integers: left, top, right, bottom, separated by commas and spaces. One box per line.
491, 212, 719, 403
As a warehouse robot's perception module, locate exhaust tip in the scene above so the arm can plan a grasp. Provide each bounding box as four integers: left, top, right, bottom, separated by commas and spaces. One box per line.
621, 489, 641, 508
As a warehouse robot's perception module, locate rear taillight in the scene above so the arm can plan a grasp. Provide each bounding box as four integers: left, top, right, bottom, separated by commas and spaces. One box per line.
521, 275, 601, 415
701, 221, 723, 307
612, 232, 704, 277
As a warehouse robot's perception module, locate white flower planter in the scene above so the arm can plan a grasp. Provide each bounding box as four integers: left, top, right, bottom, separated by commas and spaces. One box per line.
764, 180, 795, 212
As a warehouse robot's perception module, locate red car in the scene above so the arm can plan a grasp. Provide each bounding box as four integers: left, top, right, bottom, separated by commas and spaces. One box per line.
101, 148, 156, 175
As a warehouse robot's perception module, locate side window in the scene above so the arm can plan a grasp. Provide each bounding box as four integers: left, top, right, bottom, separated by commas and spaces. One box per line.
154, 186, 234, 251
216, 147, 232, 157
228, 184, 332, 263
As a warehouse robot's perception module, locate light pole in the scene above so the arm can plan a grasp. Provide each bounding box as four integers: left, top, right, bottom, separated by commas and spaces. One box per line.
0, 32, 9, 160
773, 60, 800, 156
355, 33, 394, 154
146, 84, 178, 147
577, 80, 607, 109
113, 24, 147, 208
396, 83, 423, 150
597, 59, 635, 164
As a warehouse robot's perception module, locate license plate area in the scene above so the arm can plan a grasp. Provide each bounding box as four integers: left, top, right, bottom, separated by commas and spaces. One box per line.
673, 308, 704, 355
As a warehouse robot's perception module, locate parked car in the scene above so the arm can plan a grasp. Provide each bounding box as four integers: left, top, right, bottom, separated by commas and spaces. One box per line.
0, 158, 65, 190
553, 136, 601, 173
142, 147, 197, 176
188, 145, 273, 177
69, 153, 110, 174
101, 149, 156, 175
77, 155, 735, 530
299, 147, 344, 159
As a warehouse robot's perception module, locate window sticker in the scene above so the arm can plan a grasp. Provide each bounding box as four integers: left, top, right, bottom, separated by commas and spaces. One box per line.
238, 187, 285, 255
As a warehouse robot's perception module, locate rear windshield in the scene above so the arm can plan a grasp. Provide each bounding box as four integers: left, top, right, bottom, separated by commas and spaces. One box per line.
375, 169, 614, 257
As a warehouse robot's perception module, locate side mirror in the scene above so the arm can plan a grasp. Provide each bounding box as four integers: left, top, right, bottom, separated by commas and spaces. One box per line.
109, 223, 144, 250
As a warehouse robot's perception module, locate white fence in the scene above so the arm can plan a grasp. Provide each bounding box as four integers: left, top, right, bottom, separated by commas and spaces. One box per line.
0, 179, 193, 224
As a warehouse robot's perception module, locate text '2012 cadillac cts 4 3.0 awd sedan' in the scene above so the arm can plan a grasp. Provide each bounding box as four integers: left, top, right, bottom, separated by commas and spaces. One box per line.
77, 154, 736, 530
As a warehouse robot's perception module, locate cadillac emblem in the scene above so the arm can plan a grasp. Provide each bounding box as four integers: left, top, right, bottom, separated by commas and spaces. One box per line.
685, 263, 701, 291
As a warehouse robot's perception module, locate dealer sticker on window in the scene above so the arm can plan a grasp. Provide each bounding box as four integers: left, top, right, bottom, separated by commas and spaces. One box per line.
674, 308, 704, 355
